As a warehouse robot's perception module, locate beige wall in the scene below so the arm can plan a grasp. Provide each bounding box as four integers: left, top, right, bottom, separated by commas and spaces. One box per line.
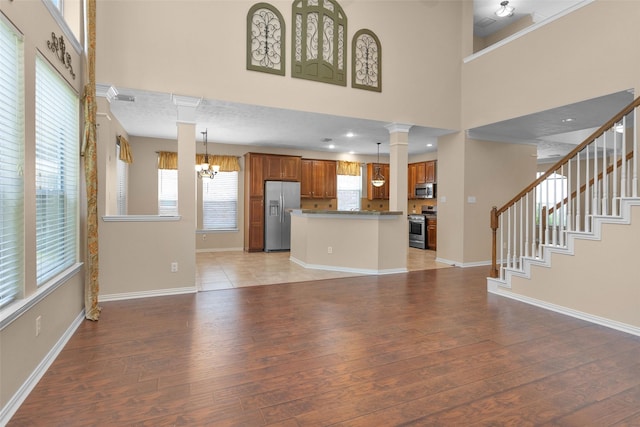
510, 204, 640, 329
462, 1, 640, 130
0, 0, 85, 417
95, 0, 462, 131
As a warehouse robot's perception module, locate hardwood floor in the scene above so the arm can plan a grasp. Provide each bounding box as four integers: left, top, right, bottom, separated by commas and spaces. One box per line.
9, 266, 640, 426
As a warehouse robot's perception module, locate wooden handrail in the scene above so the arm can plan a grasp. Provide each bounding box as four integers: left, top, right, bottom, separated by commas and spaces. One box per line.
495, 96, 640, 217
489, 95, 640, 279
547, 151, 634, 215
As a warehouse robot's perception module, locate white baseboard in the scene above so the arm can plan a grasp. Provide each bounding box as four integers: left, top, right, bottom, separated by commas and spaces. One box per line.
289, 257, 408, 275
435, 257, 491, 268
489, 286, 640, 337
196, 247, 244, 253
0, 310, 86, 425
99, 286, 197, 302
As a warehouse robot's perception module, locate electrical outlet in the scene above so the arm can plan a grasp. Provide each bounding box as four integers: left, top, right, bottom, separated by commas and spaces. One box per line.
171, 262, 178, 272
327, 246, 333, 254
202, 234, 207, 240
36, 315, 41, 336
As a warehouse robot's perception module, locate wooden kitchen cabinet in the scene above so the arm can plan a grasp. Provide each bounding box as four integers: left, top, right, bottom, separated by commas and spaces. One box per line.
244, 152, 301, 252
425, 160, 436, 183
416, 162, 426, 184
427, 218, 437, 250
265, 155, 301, 181
248, 153, 265, 197
367, 163, 390, 200
301, 159, 336, 199
407, 163, 417, 198
408, 161, 437, 198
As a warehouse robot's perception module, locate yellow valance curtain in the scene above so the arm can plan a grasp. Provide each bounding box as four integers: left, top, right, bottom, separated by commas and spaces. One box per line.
117, 135, 134, 163
337, 160, 361, 176
158, 151, 178, 170
195, 154, 240, 172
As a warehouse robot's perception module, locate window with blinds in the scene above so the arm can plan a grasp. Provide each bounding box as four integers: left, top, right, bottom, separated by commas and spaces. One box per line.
202, 172, 238, 230
337, 170, 362, 211
116, 144, 128, 215
0, 17, 24, 308
35, 55, 79, 286
158, 169, 178, 215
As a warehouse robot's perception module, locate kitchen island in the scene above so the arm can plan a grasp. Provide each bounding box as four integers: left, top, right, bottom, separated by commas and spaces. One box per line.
289, 210, 407, 275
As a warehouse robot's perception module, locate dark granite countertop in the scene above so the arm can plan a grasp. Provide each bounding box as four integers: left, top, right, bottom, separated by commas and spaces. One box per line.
292, 209, 404, 216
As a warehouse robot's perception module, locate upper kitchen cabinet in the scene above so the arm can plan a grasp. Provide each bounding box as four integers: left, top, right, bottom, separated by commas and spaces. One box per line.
408, 163, 417, 198
264, 155, 302, 181
367, 163, 390, 200
301, 159, 337, 199
425, 160, 436, 183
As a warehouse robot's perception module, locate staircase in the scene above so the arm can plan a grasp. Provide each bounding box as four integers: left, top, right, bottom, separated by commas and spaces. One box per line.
487, 96, 640, 336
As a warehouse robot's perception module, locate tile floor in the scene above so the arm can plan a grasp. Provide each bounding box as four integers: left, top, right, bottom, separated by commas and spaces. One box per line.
196, 247, 451, 291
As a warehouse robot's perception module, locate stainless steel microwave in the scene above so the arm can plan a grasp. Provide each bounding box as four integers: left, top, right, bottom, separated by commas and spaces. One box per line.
415, 183, 436, 199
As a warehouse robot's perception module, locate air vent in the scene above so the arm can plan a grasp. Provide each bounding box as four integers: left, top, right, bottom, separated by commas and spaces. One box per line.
475, 17, 496, 28
114, 94, 135, 102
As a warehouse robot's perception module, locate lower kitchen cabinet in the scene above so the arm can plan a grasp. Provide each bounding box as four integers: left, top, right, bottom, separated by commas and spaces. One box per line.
427, 218, 437, 250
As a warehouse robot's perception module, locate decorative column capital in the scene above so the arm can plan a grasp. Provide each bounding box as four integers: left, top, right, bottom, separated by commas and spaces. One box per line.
385, 123, 413, 134
172, 94, 202, 124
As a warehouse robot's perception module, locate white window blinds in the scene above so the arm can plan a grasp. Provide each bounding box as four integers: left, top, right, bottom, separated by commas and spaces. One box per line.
158, 169, 178, 215
116, 144, 128, 215
35, 55, 79, 285
202, 171, 238, 230
0, 17, 24, 308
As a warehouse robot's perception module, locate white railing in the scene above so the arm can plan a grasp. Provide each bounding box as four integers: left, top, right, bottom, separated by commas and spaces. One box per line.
490, 98, 640, 279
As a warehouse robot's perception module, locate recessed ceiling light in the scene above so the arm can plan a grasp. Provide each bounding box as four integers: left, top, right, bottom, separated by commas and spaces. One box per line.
346, 132, 354, 138
426, 143, 433, 147
349, 151, 355, 154
329, 144, 335, 149
562, 118, 575, 123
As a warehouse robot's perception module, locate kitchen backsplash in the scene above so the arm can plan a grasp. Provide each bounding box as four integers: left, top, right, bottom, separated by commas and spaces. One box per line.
301, 198, 434, 212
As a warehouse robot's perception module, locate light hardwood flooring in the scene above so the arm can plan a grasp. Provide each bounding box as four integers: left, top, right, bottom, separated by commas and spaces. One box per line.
196, 247, 451, 291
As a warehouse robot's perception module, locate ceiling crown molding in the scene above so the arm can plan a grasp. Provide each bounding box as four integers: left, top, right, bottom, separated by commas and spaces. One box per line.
385, 123, 413, 134
95, 84, 118, 103
172, 94, 202, 123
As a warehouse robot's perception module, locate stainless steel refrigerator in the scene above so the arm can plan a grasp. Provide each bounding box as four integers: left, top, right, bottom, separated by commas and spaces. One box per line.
264, 181, 301, 252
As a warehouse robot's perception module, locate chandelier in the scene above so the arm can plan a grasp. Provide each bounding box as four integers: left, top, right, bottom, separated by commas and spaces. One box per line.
371, 142, 386, 188
195, 129, 220, 179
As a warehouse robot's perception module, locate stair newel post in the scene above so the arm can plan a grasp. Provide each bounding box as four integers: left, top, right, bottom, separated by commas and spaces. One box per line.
490, 206, 498, 278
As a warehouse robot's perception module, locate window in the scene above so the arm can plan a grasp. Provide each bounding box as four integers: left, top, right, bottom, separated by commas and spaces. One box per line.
202, 172, 238, 230
536, 172, 568, 226
247, 2, 285, 76
337, 172, 362, 211
0, 17, 24, 308
292, 0, 347, 86
158, 169, 178, 216
116, 144, 128, 215
35, 55, 79, 285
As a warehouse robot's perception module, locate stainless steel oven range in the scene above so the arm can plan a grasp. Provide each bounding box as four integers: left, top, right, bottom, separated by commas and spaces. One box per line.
408, 213, 427, 249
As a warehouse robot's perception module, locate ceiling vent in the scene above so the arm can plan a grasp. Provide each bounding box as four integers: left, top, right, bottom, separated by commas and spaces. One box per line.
114, 94, 135, 102
475, 17, 496, 28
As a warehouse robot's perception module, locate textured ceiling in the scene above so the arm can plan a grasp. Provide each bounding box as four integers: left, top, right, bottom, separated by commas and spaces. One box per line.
473, 0, 588, 38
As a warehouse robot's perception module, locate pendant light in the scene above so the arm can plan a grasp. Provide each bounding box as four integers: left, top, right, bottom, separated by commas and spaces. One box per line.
371, 142, 386, 188
195, 129, 220, 179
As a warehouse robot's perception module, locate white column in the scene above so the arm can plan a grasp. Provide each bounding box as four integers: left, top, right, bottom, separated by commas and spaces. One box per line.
385, 123, 412, 215
172, 94, 200, 226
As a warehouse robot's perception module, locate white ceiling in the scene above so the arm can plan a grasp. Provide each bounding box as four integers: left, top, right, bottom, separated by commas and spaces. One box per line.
106, 0, 629, 162
473, 0, 587, 38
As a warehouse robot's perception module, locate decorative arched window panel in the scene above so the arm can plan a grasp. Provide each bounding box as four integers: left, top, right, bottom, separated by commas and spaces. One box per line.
352, 29, 381, 92
247, 3, 285, 75
291, 0, 347, 86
